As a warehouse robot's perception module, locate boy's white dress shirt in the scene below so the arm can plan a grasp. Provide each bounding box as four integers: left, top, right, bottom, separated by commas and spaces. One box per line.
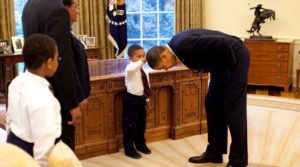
6, 70, 61, 167
125, 60, 150, 96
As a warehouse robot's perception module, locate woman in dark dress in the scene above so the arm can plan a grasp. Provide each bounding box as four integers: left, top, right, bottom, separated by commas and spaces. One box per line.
63, 0, 90, 102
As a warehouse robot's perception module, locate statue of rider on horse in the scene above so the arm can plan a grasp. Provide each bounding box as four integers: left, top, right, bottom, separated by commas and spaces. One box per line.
247, 4, 276, 37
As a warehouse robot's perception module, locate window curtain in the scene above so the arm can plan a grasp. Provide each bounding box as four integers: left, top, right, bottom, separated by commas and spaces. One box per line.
0, 0, 16, 43
0, 0, 15, 93
175, 0, 203, 32
76, 0, 114, 59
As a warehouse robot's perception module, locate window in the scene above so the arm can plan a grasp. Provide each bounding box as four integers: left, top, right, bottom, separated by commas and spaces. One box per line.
14, 0, 27, 36
14, 0, 26, 73
126, 0, 175, 51
13, 0, 175, 52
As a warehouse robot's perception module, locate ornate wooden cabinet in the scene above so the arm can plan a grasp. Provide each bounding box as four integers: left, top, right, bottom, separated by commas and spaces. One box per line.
244, 39, 294, 91
75, 59, 208, 159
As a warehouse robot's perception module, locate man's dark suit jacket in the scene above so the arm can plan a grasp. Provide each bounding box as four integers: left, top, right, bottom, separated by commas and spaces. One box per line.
22, 0, 82, 120
71, 34, 90, 101
168, 28, 241, 74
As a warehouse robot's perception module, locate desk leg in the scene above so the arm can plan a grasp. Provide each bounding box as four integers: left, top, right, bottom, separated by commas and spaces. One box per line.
296, 69, 300, 98
0, 63, 16, 104
0, 64, 5, 93
0, 64, 6, 103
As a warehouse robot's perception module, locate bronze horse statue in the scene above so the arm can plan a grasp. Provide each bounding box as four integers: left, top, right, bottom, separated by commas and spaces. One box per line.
247, 9, 276, 36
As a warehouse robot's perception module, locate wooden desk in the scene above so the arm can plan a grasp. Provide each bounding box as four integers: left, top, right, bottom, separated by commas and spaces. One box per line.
0, 53, 23, 102
85, 47, 100, 59
0, 55, 209, 159
0, 49, 99, 102
75, 59, 208, 159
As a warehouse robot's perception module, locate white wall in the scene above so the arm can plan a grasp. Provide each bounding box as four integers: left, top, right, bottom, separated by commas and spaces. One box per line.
203, 0, 300, 38
203, 0, 300, 86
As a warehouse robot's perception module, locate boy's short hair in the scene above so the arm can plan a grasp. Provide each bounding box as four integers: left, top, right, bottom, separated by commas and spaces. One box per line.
127, 44, 143, 57
22, 33, 57, 70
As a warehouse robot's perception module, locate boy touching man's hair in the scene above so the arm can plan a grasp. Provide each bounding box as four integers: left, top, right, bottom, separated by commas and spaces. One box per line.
122, 45, 151, 159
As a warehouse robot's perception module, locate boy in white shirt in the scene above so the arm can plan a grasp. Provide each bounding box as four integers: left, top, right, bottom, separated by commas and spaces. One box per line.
6, 33, 61, 167
123, 45, 151, 159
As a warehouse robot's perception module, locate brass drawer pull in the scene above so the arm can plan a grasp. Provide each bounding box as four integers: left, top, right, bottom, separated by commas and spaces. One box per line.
277, 54, 281, 59
277, 46, 282, 50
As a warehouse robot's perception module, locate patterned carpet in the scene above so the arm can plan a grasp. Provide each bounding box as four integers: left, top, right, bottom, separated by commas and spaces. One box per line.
81, 95, 300, 167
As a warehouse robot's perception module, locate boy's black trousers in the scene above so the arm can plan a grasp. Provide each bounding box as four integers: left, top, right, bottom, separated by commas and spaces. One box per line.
122, 92, 147, 153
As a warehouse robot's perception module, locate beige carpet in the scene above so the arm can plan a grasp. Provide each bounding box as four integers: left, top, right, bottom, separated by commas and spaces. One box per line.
81, 95, 300, 167
0, 95, 299, 166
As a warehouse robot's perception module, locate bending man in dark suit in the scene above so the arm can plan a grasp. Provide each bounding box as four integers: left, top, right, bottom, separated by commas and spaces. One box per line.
146, 28, 249, 167
22, 0, 90, 150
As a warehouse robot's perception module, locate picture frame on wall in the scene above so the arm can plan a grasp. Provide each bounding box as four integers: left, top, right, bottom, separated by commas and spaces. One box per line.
11, 36, 24, 53
85, 37, 96, 47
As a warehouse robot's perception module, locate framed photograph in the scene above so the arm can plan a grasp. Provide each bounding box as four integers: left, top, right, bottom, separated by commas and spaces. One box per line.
76, 34, 87, 48
11, 36, 24, 53
85, 37, 96, 47
77, 34, 87, 44
0, 40, 7, 47
0, 40, 8, 54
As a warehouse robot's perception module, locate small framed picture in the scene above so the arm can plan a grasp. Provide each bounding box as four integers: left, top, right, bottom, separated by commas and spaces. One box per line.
0, 40, 7, 47
11, 36, 24, 53
76, 34, 87, 48
77, 35, 87, 44
85, 37, 96, 47
0, 40, 8, 54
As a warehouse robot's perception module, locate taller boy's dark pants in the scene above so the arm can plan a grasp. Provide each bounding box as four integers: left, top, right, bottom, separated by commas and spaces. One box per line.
122, 92, 147, 153
7, 131, 60, 156
205, 41, 250, 166
7, 132, 34, 156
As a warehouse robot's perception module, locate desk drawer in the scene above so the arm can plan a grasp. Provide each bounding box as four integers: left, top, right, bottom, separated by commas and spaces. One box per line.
249, 52, 288, 61
248, 72, 287, 85
246, 42, 290, 52
249, 61, 288, 72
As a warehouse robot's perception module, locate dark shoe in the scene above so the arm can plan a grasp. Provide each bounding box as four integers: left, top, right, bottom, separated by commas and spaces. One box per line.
136, 145, 151, 154
125, 151, 142, 159
188, 152, 223, 163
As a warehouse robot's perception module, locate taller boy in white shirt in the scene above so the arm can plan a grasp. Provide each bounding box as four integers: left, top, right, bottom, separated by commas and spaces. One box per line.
6, 34, 61, 167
